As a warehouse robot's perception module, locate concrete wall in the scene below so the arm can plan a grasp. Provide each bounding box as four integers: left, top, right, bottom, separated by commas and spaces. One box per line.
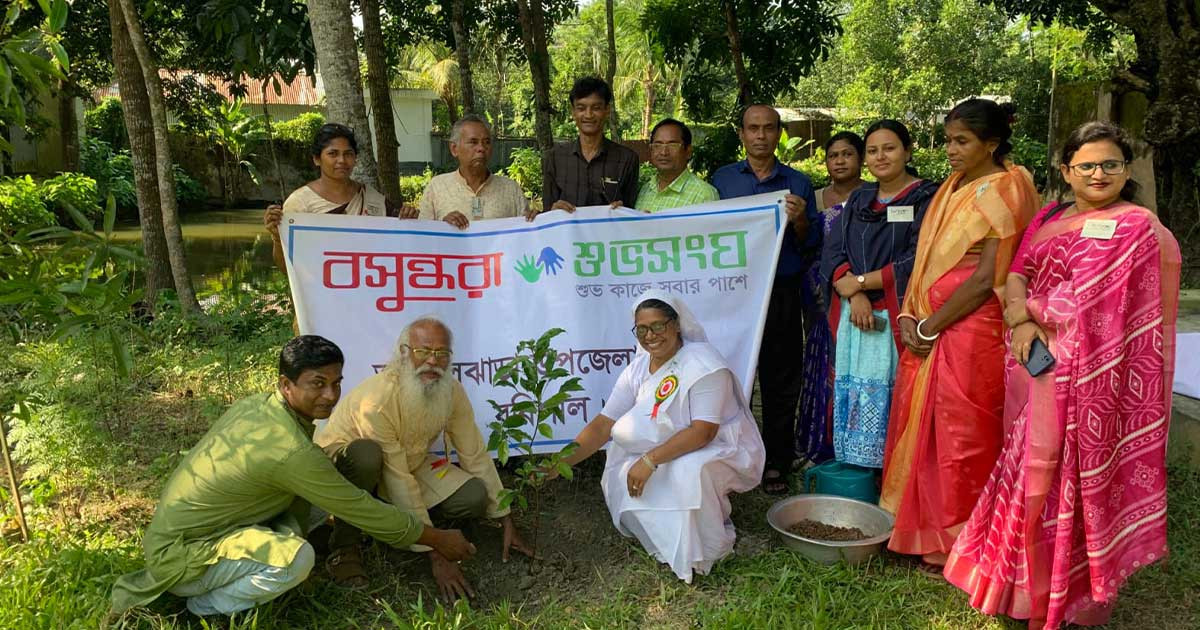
1046, 82, 1156, 212
3, 89, 83, 176
364, 88, 438, 167
427, 135, 540, 173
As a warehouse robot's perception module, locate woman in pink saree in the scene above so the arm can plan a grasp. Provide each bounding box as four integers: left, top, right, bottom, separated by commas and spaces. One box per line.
943, 122, 1181, 629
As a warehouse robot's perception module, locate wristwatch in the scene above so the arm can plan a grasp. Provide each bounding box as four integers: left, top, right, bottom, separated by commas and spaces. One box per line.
856, 274, 866, 288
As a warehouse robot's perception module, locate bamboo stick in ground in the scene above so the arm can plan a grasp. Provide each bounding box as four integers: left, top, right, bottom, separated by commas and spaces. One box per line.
0, 416, 29, 542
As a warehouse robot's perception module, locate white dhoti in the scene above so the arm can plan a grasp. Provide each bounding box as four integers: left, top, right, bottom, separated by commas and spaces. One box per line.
600, 341, 765, 582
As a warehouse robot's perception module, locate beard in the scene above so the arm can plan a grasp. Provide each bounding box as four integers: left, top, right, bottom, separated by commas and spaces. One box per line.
391, 359, 455, 424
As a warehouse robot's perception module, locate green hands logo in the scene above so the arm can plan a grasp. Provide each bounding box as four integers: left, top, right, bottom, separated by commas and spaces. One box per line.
515, 246, 566, 284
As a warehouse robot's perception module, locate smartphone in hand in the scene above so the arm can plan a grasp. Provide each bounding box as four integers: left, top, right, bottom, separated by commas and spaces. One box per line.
872, 315, 888, 332
1025, 337, 1056, 377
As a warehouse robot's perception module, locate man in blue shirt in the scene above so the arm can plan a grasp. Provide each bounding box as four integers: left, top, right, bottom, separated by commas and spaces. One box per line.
712, 104, 821, 494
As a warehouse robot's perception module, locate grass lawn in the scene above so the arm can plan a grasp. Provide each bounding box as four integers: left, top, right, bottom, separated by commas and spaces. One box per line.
1, 295, 1197, 629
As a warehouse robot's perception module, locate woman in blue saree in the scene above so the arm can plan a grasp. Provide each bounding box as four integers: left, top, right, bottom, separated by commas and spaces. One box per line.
820, 120, 937, 469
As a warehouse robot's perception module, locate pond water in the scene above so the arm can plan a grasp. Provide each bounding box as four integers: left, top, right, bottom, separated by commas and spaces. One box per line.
110, 209, 279, 293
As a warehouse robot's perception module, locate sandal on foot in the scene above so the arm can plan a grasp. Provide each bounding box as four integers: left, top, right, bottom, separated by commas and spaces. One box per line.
326, 545, 369, 590
763, 468, 789, 495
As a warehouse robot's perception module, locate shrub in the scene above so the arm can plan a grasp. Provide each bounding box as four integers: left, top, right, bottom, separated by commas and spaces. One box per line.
792, 149, 830, 189
399, 167, 433, 205
690, 123, 740, 180
273, 111, 325, 147
0, 176, 55, 234
173, 166, 208, 209
504, 147, 542, 199
637, 162, 656, 193
80, 138, 136, 211
910, 147, 952, 183
1010, 135, 1049, 190
83, 97, 126, 150
40, 172, 101, 224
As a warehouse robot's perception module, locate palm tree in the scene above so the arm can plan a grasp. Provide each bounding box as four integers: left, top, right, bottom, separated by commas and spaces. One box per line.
392, 42, 462, 124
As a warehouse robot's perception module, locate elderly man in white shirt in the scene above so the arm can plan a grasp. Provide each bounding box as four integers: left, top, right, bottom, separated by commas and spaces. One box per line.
418, 115, 530, 228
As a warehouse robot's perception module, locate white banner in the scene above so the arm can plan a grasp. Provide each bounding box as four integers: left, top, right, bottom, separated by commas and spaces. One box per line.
281, 193, 785, 454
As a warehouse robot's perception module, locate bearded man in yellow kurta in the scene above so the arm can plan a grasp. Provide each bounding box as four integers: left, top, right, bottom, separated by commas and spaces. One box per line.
315, 317, 534, 601
108, 336, 476, 620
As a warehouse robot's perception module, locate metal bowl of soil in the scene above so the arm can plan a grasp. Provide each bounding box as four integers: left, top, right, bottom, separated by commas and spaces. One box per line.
766, 494, 895, 566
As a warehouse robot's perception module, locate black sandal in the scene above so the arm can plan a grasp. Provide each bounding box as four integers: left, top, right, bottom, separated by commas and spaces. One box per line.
763, 467, 789, 495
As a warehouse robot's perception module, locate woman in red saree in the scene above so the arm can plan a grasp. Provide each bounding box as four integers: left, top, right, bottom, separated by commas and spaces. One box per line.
944, 122, 1180, 629
880, 99, 1039, 567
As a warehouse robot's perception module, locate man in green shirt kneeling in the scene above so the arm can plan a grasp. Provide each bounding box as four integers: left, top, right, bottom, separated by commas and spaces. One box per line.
109, 336, 475, 619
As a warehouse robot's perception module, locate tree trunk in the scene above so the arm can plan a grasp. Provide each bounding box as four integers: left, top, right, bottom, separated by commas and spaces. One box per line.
57, 79, 79, 172
493, 45, 507, 135
642, 74, 654, 139
604, 0, 620, 139
108, 1, 172, 301
722, 1, 752, 107
360, 0, 402, 202
306, 0, 379, 189
451, 0, 477, 115
516, 0, 554, 153
113, 0, 199, 313
1093, 0, 1199, 279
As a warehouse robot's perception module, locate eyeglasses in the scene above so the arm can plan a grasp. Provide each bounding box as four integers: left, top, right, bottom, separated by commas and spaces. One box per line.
403, 345, 453, 361
649, 141, 684, 153
632, 320, 674, 338
1067, 160, 1128, 177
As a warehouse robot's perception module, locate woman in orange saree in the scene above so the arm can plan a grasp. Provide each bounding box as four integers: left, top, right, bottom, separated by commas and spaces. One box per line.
880, 99, 1039, 567
944, 123, 1180, 629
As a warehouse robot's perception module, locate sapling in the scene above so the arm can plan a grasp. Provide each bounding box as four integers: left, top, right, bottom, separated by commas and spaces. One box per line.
487, 328, 582, 573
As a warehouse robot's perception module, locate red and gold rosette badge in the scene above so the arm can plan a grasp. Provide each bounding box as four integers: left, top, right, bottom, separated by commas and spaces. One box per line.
651, 375, 679, 420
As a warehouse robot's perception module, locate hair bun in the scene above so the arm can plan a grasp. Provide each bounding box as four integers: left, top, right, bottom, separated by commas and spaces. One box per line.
999, 101, 1017, 125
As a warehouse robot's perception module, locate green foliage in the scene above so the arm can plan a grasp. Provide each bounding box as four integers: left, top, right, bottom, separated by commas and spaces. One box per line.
788, 0, 1133, 147
690, 122, 740, 180
272, 111, 325, 146
910, 147, 952, 183
774, 129, 813, 165
637, 161, 656, 193
0, 0, 69, 152
83, 96, 126, 150
503, 147, 542, 200
0, 175, 54, 234
39, 171, 99, 224
182, 98, 264, 206
486, 328, 582, 570
80, 138, 136, 211
173, 166, 207, 209
398, 167, 433, 205
80, 138, 204, 213
792, 148, 831, 189
1009, 134, 1049, 189
643, 0, 841, 111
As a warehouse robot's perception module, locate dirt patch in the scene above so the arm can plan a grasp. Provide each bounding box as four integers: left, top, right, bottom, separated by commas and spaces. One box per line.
307, 455, 782, 614
786, 519, 868, 541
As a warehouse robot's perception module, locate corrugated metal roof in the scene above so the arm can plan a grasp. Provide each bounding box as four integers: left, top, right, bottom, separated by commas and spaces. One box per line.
92, 71, 324, 106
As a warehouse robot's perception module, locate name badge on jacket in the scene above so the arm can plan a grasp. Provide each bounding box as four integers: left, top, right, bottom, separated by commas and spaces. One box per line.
1081, 219, 1117, 240
887, 205, 914, 223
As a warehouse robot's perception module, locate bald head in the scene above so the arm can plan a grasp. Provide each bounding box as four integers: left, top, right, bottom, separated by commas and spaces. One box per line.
738, 105, 783, 161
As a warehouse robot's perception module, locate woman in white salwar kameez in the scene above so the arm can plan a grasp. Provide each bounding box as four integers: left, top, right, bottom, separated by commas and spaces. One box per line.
554, 291, 765, 582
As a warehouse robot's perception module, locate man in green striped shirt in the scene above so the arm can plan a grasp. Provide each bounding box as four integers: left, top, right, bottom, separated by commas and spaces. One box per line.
635, 119, 719, 212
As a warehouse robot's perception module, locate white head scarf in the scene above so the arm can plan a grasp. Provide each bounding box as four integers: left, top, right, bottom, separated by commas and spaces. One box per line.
630, 289, 708, 348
